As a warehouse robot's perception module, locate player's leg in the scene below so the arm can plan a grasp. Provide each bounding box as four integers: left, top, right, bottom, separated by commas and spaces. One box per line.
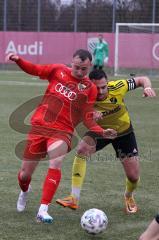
139, 215, 159, 240
17, 160, 39, 212
56, 132, 110, 209
56, 135, 95, 209
17, 134, 45, 212
98, 58, 104, 70
37, 138, 69, 223
93, 58, 100, 69
112, 131, 140, 213
56, 135, 96, 209
122, 155, 139, 213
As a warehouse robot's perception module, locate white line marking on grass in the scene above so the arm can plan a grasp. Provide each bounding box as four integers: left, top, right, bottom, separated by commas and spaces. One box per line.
0, 81, 47, 86
0, 80, 159, 90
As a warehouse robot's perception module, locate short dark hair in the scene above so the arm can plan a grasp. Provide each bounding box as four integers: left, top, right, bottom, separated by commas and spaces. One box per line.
89, 69, 107, 80
73, 49, 92, 62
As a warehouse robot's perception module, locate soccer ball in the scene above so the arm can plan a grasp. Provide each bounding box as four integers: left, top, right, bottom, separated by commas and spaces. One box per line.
80, 208, 108, 235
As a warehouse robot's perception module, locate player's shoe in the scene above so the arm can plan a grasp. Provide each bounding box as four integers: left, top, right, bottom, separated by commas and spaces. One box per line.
36, 211, 53, 223
124, 195, 138, 213
56, 195, 79, 210
17, 185, 32, 212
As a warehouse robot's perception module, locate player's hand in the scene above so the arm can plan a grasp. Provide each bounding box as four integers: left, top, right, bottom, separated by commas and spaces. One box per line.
92, 111, 103, 121
103, 128, 117, 139
5, 53, 19, 62
143, 87, 156, 97
104, 57, 109, 65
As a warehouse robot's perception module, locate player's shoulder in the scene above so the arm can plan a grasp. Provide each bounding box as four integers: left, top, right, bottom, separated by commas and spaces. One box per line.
51, 64, 67, 71
80, 78, 97, 96
108, 79, 127, 90
47, 63, 66, 75
83, 77, 96, 91
108, 78, 136, 94
52, 64, 72, 77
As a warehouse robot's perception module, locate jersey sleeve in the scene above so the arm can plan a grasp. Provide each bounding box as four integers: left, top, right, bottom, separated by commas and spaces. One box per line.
82, 83, 104, 135
104, 42, 109, 57
15, 58, 62, 81
108, 78, 136, 96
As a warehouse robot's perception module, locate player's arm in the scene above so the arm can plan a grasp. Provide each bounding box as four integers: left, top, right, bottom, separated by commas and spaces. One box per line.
134, 76, 156, 97
104, 42, 109, 57
139, 215, 159, 240
5, 53, 53, 79
93, 45, 97, 56
82, 85, 117, 139
82, 105, 117, 139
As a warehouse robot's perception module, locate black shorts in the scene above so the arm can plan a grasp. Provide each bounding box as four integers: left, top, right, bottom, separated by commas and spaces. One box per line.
84, 131, 138, 159
155, 214, 159, 224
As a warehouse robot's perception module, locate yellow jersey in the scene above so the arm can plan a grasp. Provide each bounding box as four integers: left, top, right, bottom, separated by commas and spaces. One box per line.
95, 79, 136, 135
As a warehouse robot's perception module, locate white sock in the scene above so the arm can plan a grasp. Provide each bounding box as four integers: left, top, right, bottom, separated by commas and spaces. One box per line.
39, 204, 48, 213
20, 190, 28, 196
71, 187, 81, 200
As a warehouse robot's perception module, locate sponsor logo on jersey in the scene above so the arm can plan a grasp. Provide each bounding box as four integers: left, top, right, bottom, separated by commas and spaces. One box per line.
102, 105, 121, 116
60, 72, 65, 78
110, 97, 117, 104
78, 83, 87, 91
55, 83, 77, 101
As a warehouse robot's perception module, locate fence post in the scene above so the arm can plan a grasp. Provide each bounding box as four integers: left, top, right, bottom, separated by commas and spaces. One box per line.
74, 0, 78, 32
152, 0, 156, 23
3, 0, 7, 31
37, 0, 41, 32
112, 0, 116, 32
152, 0, 156, 32
18, 0, 22, 31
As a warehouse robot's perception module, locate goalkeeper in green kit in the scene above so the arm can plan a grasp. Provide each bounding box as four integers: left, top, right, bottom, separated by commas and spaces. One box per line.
93, 34, 109, 70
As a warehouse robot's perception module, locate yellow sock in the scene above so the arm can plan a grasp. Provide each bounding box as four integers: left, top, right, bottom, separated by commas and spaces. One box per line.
125, 177, 140, 195
71, 154, 87, 199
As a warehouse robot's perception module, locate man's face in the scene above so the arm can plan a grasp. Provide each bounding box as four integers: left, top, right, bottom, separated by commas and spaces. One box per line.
93, 77, 108, 101
71, 56, 92, 80
98, 35, 103, 43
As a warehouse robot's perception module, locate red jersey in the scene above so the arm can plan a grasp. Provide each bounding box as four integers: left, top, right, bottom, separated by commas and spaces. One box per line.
16, 58, 104, 135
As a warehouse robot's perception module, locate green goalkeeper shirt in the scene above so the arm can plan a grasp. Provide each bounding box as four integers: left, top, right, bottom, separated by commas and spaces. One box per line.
93, 41, 109, 60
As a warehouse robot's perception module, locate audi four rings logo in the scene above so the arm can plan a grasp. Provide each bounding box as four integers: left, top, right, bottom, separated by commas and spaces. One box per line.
55, 83, 77, 101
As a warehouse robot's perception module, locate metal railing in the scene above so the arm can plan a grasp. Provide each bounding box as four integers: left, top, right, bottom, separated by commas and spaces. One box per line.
0, 0, 158, 32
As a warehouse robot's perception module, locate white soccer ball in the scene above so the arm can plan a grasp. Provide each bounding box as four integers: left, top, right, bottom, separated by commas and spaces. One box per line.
80, 208, 108, 234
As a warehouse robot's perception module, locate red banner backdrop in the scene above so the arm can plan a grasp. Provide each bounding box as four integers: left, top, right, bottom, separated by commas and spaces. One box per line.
0, 32, 159, 68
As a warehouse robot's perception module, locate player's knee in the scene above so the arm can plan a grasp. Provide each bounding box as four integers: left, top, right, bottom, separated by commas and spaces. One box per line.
77, 144, 92, 157
49, 159, 62, 169
19, 170, 31, 182
77, 146, 89, 156
127, 174, 139, 183
126, 170, 140, 183
127, 169, 139, 182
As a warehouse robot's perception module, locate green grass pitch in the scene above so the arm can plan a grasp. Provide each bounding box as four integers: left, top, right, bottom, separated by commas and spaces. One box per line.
0, 71, 159, 240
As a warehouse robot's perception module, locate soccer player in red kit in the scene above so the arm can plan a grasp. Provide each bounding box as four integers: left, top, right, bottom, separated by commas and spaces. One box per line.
6, 49, 117, 223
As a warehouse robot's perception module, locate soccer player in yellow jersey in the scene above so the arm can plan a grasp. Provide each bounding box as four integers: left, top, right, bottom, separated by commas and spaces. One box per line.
56, 69, 156, 214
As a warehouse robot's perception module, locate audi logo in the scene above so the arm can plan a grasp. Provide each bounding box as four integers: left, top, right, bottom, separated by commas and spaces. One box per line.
55, 83, 77, 101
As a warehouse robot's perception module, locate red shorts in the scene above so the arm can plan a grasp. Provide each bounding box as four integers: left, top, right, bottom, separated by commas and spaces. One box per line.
23, 126, 72, 160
